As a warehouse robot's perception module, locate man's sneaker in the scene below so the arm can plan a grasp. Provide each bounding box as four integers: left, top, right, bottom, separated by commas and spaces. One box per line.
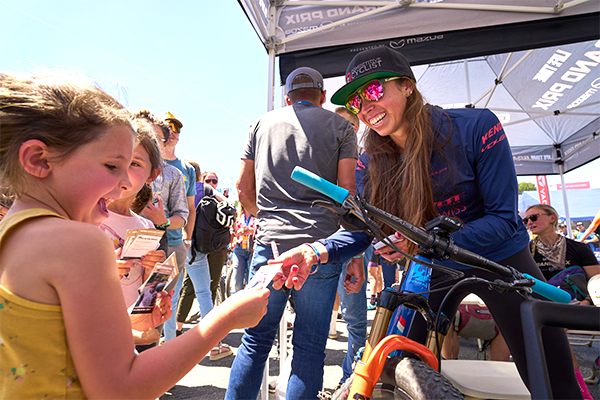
209, 342, 233, 361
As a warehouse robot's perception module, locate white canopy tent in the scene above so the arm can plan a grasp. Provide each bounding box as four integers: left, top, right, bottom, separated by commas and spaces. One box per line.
238, 0, 599, 234
238, 0, 599, 172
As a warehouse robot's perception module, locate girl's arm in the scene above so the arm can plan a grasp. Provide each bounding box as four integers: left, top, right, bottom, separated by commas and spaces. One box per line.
53, 223, 268, 399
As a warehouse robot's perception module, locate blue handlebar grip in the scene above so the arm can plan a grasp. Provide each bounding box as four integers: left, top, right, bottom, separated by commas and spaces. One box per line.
291, 166, 349, 204
523, 273, 571, 304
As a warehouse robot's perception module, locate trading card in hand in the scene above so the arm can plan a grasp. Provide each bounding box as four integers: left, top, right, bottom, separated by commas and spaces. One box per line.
246, 263, 282, 290
121, 229, 164, 259
129, 252, 177, 314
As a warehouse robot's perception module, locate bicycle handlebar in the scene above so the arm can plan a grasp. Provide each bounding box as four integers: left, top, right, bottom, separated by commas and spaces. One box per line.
291, 166, 572, 304
291, 167, 349, 204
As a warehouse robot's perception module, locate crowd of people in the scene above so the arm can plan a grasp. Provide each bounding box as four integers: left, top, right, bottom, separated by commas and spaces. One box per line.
0, 46, 598, 400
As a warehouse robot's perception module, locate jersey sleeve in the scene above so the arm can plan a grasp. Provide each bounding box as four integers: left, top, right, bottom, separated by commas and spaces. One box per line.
450, 109, 526, 250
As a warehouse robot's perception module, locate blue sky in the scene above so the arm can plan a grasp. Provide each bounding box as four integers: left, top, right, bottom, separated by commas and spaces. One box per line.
0, 1, 270, 194
1, 0, 598, 200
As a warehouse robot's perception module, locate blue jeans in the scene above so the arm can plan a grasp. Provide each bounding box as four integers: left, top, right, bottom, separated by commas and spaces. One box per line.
164, 248, 213, 342
231, 243, 252, 293
226, 243, 342, 400
337, 251, 369, 384
381, 256, 399, 289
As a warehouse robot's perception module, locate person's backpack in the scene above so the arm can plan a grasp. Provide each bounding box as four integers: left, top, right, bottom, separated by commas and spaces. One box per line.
192, 184, 236, 255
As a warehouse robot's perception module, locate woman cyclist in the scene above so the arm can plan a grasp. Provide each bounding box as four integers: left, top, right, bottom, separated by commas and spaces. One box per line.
271, 47, 581, 399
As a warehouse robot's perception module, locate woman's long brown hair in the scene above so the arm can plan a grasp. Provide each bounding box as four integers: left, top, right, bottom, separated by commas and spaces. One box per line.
363, 78, 445, 236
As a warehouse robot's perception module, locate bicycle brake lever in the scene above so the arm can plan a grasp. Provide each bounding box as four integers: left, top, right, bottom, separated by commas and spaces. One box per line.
311, 200, 370, 232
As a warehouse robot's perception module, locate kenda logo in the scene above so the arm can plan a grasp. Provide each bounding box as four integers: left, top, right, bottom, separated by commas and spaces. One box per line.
532, 40, 600, 110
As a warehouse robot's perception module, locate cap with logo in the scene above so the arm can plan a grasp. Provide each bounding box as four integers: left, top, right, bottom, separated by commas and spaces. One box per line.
157, 111, 183, 128
331, 46, 416, 105
285, 67, 324, 94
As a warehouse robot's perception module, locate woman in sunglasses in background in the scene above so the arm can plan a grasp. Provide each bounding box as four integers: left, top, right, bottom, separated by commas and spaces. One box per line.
271, 47, 584, 398
202, 171, 219, 190
525, 204, 599, 305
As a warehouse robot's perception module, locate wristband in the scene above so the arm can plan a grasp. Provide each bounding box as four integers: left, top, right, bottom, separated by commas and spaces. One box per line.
303, 243, 321, 265
183, 239, 192, 245
353, 253, 364, 259
155, 218, 171, 229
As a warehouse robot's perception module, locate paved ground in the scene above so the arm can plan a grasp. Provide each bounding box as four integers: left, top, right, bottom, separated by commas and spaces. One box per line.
160, 298, 599, 400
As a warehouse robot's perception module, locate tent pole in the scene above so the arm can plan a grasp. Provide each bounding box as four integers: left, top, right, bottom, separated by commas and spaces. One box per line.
464, 60, 472, 106
267, 48, 276, 112
559, 162, 573, 238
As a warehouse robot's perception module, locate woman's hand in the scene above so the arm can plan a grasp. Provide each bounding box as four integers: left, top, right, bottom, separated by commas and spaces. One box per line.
268, 245, 317, 291
130, 290, 173, 331
375, 232, 410, 262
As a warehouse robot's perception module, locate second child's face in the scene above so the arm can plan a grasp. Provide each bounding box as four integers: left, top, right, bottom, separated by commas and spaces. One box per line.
122, 144, 154, 199
50, 125, 134, 225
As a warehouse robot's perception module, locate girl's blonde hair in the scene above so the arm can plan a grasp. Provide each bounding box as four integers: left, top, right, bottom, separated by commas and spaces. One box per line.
0, 71, 132, 198
526, 204, 559, 230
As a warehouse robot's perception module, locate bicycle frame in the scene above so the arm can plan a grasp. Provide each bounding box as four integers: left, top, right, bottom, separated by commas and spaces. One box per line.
290, 166, 588, 400
351, 255, 448, 400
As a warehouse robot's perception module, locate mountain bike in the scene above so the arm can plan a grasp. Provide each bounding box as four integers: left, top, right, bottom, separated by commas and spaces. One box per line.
291, 166, 599, 400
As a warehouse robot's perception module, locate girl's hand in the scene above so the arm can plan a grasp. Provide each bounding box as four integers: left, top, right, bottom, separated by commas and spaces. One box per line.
132, 328, 160, 345
116, 260, 135, 278
142, 196, 167, 225
139, 250, 166, 273
375, 232, 409, 262
130, 290, 173, 331
219, 288, 269, 329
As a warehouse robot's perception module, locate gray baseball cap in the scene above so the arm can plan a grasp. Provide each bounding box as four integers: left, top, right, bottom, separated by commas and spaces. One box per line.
285, 67, 324, 94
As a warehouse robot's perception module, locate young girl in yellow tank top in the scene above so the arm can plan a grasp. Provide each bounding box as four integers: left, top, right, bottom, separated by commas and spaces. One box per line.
0, 71, 269, 399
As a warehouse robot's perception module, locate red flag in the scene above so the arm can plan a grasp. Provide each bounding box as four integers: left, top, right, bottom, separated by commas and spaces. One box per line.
536, 175, 550, 205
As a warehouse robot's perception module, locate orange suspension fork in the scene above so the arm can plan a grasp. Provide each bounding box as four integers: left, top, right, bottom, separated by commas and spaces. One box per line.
349, 335, 438, 400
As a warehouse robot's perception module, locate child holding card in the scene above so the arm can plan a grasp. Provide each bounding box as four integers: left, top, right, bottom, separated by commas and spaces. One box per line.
100, 119, 165, 307
0, 71, 269, 400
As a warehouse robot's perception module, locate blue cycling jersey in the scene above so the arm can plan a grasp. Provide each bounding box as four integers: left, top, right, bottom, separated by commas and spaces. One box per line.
321, 107, 529, 270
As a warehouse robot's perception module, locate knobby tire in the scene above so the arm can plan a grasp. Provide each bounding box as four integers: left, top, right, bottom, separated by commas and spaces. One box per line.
332, 357, 463, 400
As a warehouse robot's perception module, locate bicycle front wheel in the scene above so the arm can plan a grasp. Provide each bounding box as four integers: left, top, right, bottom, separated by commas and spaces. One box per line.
332, 357, 463, 400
